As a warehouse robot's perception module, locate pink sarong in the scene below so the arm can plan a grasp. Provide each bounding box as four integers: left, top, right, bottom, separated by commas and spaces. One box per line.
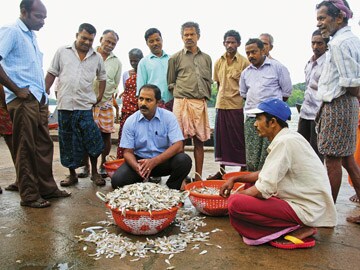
173, 98, 210, 142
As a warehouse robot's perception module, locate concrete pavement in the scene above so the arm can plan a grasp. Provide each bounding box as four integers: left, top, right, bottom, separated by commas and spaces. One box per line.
0, 138, 360, 270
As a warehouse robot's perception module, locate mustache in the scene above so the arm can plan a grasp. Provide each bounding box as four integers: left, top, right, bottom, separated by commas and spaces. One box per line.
140, 106, 148, 110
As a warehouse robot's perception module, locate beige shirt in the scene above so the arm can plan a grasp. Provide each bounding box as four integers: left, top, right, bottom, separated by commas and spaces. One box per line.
167, 48, 212, 100
93, 47, 122, 102
255, 128, 337, 227
48, 43, 106, 110
213, 52, 249, 109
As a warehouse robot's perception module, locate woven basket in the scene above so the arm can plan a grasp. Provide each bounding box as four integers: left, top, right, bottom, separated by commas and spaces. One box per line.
103, 159, 125, 178
184, 180, 244, 216
105, 203, 180, 235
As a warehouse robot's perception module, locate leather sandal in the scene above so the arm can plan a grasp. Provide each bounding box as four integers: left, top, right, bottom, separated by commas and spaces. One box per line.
20, 198, 51, 208
91, 174, 106, 186
5, 183, 19, 192
60, 175, 78, 187
43, 189, 71, 199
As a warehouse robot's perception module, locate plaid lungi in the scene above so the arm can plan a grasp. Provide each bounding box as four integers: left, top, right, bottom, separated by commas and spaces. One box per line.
316, 93, 359, 157
58, 110, 104, 169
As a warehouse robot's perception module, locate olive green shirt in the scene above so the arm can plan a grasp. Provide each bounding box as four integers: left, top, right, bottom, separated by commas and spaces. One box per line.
214, 52, 249, 109
167, 48, 212, 100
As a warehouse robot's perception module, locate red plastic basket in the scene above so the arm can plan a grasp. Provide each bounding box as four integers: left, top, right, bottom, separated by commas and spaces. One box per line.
184, 180, 245, 216
105, 203, 181, 235
222, 171, 251, 180
103, 159, 125, 178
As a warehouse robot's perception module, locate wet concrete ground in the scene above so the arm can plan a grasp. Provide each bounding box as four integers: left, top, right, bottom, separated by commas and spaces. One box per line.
1, 135, 360, 270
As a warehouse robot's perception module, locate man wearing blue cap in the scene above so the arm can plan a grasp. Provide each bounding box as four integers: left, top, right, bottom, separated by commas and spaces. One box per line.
220, 98, 336, 249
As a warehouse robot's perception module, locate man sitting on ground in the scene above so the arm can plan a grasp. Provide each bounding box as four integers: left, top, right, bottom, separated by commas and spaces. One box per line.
111, 84, 192, 190
220, 98, 337, 249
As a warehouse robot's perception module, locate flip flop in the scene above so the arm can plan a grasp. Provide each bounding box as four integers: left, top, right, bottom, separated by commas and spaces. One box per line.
5, 183, 19, 192
60, 175, 78, 187
269, 235, 316, 249
346, 216, 360, 224
42, 189, 71, 199
20, 198, 51, 208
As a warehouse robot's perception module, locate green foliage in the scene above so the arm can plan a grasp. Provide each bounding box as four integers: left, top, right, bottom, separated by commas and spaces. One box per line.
287, 88, 305, 107
207, 82, 218, 107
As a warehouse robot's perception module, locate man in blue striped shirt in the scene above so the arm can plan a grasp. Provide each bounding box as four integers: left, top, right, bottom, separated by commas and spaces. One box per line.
0, 0, 70, 208
316, 0, 360, 221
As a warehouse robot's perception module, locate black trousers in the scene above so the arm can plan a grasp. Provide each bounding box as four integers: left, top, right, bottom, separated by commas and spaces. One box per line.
111, 152, 192, 190
297, 117, 323, 162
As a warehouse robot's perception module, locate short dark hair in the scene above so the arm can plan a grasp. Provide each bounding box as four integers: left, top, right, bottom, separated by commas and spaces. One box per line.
316, 0, 350, 24
263, 112, 289, 128
102, 29, 119, 41
312, 29, 329, 43
78, 23, 96, 35
246, 38, 264, 50
224, 30, 241, 44
181, 21, 200, 36
139, 84, 162, 101
128, 48, 143, 58
144, 28, 162, 41
20, 0, 35, 12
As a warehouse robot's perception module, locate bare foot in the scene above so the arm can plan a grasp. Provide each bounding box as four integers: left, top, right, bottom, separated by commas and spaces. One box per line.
271, 226, 317, 244
346, 215, 360, 224
349, 194, 359, 203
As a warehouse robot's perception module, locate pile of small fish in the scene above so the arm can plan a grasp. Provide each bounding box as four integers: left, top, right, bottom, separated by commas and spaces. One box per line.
76, 208, 223, 267
190, 186, 221, 195
105, 182, 188, 214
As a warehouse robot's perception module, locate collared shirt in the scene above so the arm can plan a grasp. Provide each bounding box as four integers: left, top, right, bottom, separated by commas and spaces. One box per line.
120, 107, 184, 158
318, 26, 360, 102
213, 52, 249, 109
0, 19, 46, 104
240, 57, 292, 115
47, 43, 106, 110
136, 51, 173, 103
93, 47, 122, 102
300, 53, 326, 120
255, 128, 337, 227
167, 48, 212, 100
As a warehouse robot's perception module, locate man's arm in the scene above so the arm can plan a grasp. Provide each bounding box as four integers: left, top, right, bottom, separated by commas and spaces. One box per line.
167, 56, 177, 92
123, 148, 141, 174
220, 171, 259, 197
96, 80, 106, 104
45, 72, 56, 95
0, 64, 29, 99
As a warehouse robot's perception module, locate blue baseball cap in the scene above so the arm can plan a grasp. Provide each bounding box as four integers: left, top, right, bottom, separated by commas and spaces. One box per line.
247, 98, 291, 121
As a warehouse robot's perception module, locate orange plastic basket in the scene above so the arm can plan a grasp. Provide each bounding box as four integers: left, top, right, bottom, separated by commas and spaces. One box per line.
105, 203, 181, 235
103, 159, 125, 178
184, 180, 245, 216
222, 171, 251, 180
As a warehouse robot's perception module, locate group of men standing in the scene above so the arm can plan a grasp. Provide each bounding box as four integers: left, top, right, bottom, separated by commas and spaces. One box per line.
0, 0, 360, 236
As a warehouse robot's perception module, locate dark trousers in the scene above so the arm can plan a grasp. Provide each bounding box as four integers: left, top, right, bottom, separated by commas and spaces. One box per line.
111, 152, 192, 190
7, 94, 58, 202
298, 117, 323, 162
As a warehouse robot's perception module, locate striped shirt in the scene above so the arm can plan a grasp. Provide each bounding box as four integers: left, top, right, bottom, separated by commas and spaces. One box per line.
318, 26, 360, 102
240, 57, 293, 115
0, 19, 46, 104
300, 53, 326, 120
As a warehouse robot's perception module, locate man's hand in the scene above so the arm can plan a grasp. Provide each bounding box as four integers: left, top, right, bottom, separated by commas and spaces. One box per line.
138, 158, 158, 179
95, 95, 102, 105
14, 87, 30, 99
219, 178, 235, 198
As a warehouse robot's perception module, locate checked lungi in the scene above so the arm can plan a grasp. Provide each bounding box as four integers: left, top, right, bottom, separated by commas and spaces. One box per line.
316, 93, 359, 157
58, 110, 104, 169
